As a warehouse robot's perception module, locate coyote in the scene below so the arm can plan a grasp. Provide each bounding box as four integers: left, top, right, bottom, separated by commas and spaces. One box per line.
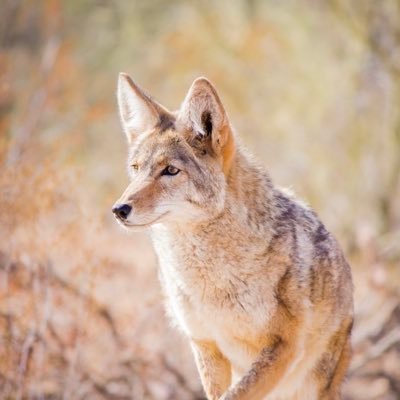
112, 74, 353, 400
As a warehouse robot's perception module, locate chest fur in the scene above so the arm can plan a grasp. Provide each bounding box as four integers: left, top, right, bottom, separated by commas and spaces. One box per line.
151, 227, 280, 368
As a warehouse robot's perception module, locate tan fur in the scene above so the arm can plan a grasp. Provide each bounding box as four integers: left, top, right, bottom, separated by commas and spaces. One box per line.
192, 340, 232, 399
220, 124, 236, 176
113, 74, 354, 400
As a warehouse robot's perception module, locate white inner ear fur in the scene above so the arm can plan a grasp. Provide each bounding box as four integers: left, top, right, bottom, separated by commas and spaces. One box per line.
117, 73, 159, 141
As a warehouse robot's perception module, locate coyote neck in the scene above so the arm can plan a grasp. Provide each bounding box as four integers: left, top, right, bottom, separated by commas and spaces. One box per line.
224, 147, 276, 234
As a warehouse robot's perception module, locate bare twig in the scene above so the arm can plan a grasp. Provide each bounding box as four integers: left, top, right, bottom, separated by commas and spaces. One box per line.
350, 327, 400, 373
6, 37, 60, 166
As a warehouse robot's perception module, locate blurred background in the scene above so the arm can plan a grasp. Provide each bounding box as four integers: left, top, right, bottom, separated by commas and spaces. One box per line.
1, 0, 400, 399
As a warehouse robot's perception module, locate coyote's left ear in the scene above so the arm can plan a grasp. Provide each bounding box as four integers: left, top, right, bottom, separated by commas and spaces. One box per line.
179, 78, 235, 168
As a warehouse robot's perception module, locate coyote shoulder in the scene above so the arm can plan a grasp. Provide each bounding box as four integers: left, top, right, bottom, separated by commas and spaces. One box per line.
113, 74, 353, 400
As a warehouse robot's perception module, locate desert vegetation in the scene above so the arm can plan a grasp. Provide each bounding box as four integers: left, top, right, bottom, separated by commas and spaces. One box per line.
1, 1, 399, 399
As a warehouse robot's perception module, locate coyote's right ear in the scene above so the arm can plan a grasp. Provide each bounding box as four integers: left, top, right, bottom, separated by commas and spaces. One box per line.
117, 73, 168, 142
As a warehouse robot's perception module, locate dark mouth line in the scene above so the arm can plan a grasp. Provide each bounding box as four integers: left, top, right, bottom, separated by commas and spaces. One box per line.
119, 211, 169, 227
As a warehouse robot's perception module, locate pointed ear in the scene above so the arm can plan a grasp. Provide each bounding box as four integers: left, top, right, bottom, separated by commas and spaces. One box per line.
117, 73, 165, 142
179, 77, 233, 153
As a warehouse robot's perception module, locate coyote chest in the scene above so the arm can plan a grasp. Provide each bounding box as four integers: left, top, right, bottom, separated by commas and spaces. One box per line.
151, 226, 279, 371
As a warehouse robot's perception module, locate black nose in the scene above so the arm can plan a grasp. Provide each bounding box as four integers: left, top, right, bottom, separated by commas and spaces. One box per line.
112, 204, 132, 220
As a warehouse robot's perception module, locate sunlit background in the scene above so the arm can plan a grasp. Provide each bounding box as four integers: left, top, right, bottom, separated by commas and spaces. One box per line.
1, 1, 399, 399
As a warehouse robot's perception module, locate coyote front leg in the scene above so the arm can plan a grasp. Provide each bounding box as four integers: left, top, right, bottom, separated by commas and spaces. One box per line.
220, 335, 298, 400
191, 340, 232, 400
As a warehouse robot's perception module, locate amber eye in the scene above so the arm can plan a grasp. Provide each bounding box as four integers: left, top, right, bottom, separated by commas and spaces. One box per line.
161, 165, 180, 176
131, 163, 139, 170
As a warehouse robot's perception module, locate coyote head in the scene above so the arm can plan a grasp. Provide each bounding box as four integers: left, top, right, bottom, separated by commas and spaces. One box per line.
112, 74, 235, 230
